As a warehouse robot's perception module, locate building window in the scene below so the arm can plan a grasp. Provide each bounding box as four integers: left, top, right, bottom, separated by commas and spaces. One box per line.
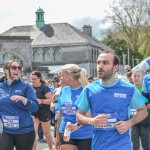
3, 53, 17, 63
44, 49, 50, 62
33, 50, 40, 62
92, 49, 94, 61
53, 47, 61, 61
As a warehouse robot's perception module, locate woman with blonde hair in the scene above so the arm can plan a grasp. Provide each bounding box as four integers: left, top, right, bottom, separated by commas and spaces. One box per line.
55, 64, 92, 150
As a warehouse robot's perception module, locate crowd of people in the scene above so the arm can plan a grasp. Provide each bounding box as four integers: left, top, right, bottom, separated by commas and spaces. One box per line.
0, 50, 149, 150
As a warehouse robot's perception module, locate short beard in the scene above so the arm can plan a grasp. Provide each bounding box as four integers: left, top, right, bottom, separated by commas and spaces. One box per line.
98, 67, 114, 81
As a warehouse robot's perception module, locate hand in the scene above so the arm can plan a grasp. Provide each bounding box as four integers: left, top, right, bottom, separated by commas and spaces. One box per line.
11, 95, 26, 102
54, 137, 59, 150
92, 114, 108, 127
66, 123, 79, 132
10, 95, 27, 105
37, 99, 42, 104
114, 121, 131, 134
50, 103, 55, 111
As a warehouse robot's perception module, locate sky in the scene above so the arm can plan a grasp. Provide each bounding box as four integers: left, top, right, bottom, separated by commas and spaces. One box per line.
0, 0, 114, 40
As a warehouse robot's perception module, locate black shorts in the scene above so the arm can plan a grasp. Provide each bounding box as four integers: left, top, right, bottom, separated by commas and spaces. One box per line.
32, 109, 52, 122
59, 133, 92, 150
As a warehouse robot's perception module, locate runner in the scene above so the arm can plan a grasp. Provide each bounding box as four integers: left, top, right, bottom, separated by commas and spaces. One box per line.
31, 71, 53, 150
55, 64, 92, 150
76, 50, 148, 150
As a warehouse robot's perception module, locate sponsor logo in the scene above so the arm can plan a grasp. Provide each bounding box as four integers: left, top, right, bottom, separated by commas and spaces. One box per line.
114, 93, 126, 98
15, 90, 21, 93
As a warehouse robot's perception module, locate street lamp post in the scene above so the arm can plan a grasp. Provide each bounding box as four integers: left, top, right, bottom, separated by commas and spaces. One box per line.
127, 45, 130, 65
122, 52, 126, 66
132, 55, 134, 68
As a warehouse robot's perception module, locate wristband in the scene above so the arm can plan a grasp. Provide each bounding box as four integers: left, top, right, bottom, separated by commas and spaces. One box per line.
76, 123, 81, 128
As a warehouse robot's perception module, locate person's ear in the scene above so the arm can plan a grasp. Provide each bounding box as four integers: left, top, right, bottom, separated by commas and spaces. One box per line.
114, 65, 119, 72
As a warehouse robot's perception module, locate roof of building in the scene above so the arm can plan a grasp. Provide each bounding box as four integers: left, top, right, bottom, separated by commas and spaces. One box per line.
0, 23, 112, 50
36, 7, 44, 13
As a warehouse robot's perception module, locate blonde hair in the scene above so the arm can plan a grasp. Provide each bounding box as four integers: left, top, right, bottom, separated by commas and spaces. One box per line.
132, 68, 145, 76
62, 64, 88, 88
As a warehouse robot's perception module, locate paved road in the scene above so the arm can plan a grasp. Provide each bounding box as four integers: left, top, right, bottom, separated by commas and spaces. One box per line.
37, 128, 55, 150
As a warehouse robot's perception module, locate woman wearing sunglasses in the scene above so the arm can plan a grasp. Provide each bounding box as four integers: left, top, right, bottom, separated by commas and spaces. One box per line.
0, 60, 39, 150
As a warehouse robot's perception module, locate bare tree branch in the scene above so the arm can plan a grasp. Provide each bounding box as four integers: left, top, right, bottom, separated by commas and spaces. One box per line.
106, 0, 150, 52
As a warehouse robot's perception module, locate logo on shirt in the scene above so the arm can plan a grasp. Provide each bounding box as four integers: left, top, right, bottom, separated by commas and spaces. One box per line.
14, 90, 22, 93
114, 93, 126, 98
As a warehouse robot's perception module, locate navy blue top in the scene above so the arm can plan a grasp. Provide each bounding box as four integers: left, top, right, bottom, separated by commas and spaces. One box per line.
0, 78, 39, 134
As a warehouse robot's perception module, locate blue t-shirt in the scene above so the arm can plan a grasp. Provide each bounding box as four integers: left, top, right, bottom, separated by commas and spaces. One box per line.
57, 85, 92, 139
76, 79, 147, 150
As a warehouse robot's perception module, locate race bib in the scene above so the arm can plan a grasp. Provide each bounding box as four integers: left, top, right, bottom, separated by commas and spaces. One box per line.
93, 113, 117, 130
2, 116, 19, 129
62, 102, 76, 115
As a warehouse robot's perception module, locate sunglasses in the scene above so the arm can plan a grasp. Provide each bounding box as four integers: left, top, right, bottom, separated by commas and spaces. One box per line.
10, 66, 22, 71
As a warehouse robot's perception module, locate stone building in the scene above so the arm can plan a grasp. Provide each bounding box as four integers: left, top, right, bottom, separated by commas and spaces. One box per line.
0, 7, 113, 79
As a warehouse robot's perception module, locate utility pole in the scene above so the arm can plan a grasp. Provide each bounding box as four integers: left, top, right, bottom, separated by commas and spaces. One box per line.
127, 45, 130, 65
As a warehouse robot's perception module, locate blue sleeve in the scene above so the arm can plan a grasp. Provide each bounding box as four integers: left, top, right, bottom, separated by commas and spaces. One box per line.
142, 74, 150, 94
75, 88, 90, 113
131, 88, 148, 109
142, 80, 148, 94
25, 84, 39, 112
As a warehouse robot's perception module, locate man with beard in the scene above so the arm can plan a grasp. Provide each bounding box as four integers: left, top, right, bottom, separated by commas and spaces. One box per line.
76, 50, 148, 150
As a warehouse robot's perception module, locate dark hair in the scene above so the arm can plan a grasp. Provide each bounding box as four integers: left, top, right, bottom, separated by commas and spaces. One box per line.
31, 71, 47, 84
0, 60, 21, 82
100, 50, 120, 66
126, 71, 132, 78
88, 76, 93, 80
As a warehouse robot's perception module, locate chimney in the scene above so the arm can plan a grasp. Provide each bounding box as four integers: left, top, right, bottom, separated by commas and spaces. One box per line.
82, 25, 92, 36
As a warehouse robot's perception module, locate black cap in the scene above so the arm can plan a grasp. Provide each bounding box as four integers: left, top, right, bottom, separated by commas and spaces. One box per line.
51, 76, 59, 82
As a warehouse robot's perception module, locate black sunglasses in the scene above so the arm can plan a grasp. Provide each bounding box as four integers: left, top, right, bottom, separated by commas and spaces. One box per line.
10, 66, 22, 71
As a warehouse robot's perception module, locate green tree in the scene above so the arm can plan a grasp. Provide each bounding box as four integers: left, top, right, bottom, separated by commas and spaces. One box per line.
106, 0, 150, 56
102, 34, 142, 66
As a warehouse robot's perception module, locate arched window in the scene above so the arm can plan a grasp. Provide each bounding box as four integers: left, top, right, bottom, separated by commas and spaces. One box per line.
33, 50, 39, 62
3, 53, 17, 63
53, 47, 61, 61
44, 49, 50, 62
